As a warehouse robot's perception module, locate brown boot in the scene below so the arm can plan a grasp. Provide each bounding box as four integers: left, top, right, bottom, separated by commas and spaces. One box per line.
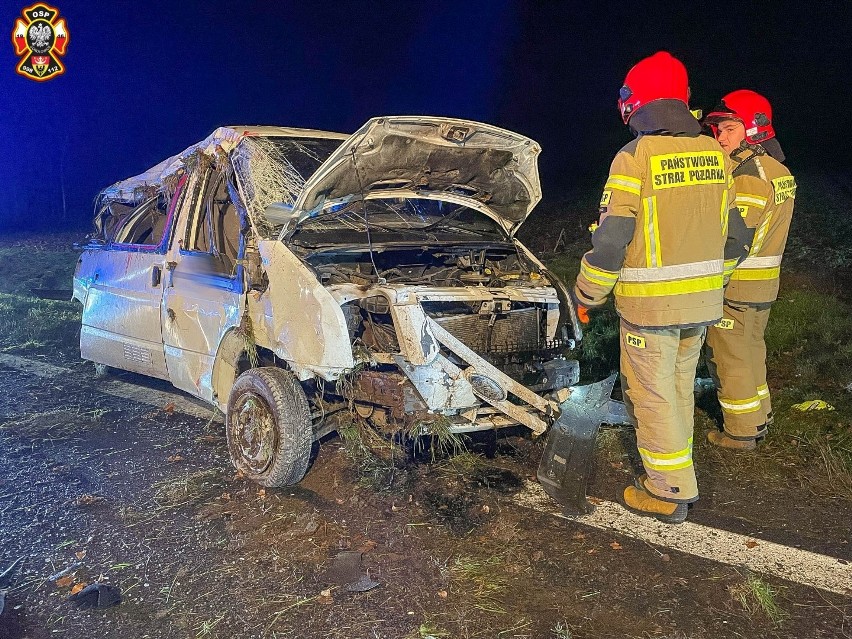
617, 486, 688, 524
707, 430, 757, 451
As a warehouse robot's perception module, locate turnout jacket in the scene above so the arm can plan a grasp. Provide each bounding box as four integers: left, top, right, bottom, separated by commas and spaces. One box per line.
725, 151, 796, 305
574, 101, 751, 329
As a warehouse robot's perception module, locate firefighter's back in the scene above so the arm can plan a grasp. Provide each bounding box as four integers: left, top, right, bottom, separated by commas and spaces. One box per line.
614, 133, 734, 328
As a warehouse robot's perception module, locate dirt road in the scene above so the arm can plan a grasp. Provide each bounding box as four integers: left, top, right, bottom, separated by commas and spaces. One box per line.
0, 353, 849, 639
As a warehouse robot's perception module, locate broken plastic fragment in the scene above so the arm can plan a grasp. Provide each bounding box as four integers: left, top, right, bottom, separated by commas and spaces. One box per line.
67, 583, 121, 609
323, 551, 381, 593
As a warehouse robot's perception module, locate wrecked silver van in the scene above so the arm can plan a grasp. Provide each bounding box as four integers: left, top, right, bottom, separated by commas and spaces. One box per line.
74, 117, 622, 513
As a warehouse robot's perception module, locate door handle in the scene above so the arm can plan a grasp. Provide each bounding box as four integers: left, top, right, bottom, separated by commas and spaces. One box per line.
152, 265, 162, 287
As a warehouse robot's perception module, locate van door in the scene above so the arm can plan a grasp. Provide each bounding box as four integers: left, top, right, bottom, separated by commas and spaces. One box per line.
161, 166, 246, 402
79, 176, 186, 379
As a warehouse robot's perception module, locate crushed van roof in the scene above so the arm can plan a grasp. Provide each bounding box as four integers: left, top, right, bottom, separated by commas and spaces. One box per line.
99, 126, 348, 202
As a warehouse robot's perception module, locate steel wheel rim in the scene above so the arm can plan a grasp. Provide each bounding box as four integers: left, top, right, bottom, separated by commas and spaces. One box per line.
233, 392, 276, 474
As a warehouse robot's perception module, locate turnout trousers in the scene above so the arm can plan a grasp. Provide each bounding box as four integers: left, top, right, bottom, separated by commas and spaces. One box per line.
705, 303, 772, 440
619, 321, 705, 503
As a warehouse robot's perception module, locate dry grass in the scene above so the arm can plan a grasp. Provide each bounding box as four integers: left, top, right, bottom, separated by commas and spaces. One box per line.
729, 572, 786, 626
447, 554, 508, 614
152, 469, 221, 507
437, 450, 485, 475
338, 422, 405, 491
0, 407, 108, 439
407, 416, 469, 462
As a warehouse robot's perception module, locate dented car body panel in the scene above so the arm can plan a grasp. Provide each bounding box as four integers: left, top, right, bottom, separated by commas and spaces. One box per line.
75, 118, 607, 476
292, 116, 542, 234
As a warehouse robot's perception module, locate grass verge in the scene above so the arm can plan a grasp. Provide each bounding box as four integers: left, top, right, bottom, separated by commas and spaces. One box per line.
0, 293, 80, 355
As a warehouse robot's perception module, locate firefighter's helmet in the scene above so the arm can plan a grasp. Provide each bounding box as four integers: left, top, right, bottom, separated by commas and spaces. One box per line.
705, 90, 775, 144
618, 51, 690, 124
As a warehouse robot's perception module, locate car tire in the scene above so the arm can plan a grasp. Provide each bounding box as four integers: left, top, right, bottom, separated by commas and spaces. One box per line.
226, 367, 312, 487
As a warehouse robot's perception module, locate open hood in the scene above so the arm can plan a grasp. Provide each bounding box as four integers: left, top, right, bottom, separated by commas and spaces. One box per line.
291, 116, 542, 232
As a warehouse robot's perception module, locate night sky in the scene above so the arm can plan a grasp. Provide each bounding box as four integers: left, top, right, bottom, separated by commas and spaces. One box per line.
0, 1, 848, 231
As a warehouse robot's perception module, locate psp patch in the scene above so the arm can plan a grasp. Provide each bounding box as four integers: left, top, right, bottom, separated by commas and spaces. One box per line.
625, 333, 646, 349
650, 151, 726, 189
12, 4, 68, 82
599, 190, 612, 207
714, 318, 735, 330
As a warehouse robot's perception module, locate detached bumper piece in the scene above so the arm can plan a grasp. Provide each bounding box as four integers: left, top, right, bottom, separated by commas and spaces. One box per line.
537, 373, 627, 515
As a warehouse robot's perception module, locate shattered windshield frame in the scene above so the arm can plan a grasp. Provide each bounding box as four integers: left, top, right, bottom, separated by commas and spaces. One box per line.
230, 136, 343, 239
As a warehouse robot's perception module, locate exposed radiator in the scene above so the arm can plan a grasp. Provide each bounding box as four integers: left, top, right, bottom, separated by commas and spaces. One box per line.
432, 308, 542, 354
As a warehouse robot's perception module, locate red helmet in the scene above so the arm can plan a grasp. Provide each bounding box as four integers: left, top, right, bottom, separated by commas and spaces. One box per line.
705, 89, 775, 144
618, 51, 690, 124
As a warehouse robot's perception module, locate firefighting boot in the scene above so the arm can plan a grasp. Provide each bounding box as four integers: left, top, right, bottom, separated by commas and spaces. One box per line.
707, 430, 757, 451
617, 486, 688, 524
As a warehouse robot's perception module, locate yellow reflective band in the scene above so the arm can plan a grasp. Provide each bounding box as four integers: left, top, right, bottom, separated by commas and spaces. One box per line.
650, 151, 726, 189
724, 258, 739, 277
642, 196, 661, 267
715, 318, 735, 330
609, 173, 641, 187
605, 178, 641, 196
719, 395, 761, 414
615, 274, 723, 297
771, 175, 797, 204
638, 439, 693, 471
721, 190, 729, 237
757, 384, 770, 398
643, 199, 652, 267
735, 194, 768, 208
730, 267, 781, 281
720, 403, 762, 415
751, 211, 774, 254
600, 190, 612, 206
581, 261, 619, 281
625, 333, 646, 349
641, 458, 694, 471
580, 262, 619, 287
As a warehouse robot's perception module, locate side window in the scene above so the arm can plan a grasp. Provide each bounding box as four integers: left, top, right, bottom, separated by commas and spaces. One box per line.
183, 170, 241, 277
112, 194, 171, 247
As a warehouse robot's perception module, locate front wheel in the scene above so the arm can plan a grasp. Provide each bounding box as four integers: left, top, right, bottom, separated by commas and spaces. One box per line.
226, 367, 312, 487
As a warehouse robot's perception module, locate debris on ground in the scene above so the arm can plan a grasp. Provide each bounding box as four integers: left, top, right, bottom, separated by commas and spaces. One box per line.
0, 557, 24, 616
791, 400, 836, 411
48, 562, 81, 581
322, 551, 380, 593
74, 494, 106, 506
67, 583, 122, 609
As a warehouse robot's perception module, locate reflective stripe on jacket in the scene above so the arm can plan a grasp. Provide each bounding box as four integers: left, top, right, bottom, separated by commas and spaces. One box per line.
575, 133, 751, 328
725, 154, 796, 304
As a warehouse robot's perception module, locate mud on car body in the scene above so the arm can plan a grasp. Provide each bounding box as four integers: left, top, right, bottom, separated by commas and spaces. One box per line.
73, 117, 623, 511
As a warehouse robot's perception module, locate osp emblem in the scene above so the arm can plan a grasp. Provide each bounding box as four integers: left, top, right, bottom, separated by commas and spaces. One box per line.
12, 3, 69, 81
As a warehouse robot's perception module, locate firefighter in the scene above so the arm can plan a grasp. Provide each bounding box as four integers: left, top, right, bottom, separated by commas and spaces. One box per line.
703, 91, 796, 450
573, 52, 751, 523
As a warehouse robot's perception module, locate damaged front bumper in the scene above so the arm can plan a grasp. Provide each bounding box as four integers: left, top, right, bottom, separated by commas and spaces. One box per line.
419, 315, 630, 515
537, 373, 630, 515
